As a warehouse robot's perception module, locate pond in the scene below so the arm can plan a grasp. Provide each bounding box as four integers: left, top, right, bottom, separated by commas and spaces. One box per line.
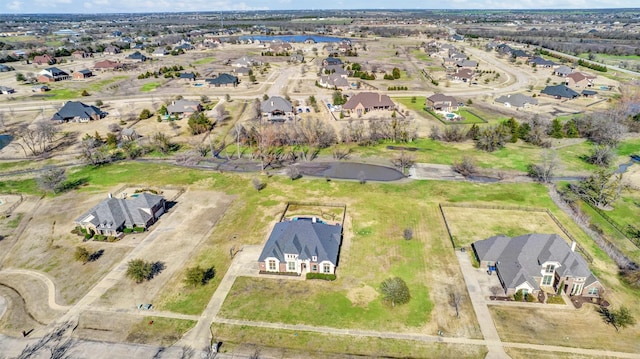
296, 162, 404, 182
239, 35, 349, 43
0, 134, 12, 151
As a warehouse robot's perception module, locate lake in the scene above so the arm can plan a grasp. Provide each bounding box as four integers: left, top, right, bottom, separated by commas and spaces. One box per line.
0, 134, 12, 151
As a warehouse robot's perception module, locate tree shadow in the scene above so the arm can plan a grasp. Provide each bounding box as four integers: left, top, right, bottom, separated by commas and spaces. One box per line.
88, 249, 104, 262
149, 261, 165, 280
58, 177, 89, 193
203, 266, 216, 285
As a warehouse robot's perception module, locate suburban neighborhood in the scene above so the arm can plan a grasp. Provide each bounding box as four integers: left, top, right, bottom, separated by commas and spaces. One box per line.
0, 5, 639, 359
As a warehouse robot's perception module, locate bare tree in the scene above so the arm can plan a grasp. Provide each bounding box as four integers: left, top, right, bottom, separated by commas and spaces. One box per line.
332, 145, 351, 160
528, 149, 559, 183
37, 167, 67, 193
570, 170, 626, 209
79, 138, 112, 166
452, 156, 478, 177
391, 150, 415, 174
587, 145, 615, 167
286, 165, 301, 180
13, 120, 59, 156
175, 150, 202, 166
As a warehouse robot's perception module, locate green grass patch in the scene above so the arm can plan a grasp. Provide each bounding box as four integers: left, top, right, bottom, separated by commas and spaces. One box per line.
410, 49, 435, 62
140, 82, 161, 92
546, 294, 565, 305
45, 88, 81, 100
85, 76, 128, 92
453, 109, 488, 124
617, 138, 640, 157
192, 57, 216, 65
0, 178, 39, 195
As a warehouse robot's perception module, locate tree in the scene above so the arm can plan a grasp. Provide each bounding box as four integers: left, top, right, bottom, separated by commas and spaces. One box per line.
392, 67, 401, 79
151, 132, 173, 154
403, 227, 413, 240
187, 112, 212, 135
139, 108, 152, 120
252, 177, 266, 191
391, 150, 415, 174
183, 266, 215, 287
13, 121, 58, 156
380, 277, 411, 307
570, 169, 625, 209
452, 156, 478, 177
449, 289, 462, 318
475, 125, 510, 152
16, 72, 26, 82
286, 165, 300, 180
528, 149, 559, 183
587, 145, 614, 167
81, 90, 90, 97
599, 305, 636, 332
126, 259, 153, 283
74, 247, 91, 263
37, 167, 66, 193
550, 118, 564, 138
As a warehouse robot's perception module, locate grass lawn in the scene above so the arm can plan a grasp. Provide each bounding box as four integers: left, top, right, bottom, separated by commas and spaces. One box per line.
490, 306, 640, 354
85, 76, 129, 92
140, 82, 161, 92
411, 49, 435, 62
441, 206, 568, 247
617, 138, 640, 157
192, 57, 216, 65
211, 323, 487, 359
125, 317, 196, 346
453, 108, 487, 124
393, 96, 439, 120
45, 88, 81, 100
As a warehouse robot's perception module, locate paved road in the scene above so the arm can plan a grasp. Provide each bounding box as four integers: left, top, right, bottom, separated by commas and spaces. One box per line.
0, 296, 6, 322
456, 251, 509, 359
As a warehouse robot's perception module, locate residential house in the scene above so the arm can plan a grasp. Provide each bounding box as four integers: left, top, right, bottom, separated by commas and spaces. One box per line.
322, 57, 343, 67
0, 64, 13, 72
494, 93, 538, 109
72, 50, 92, 59
52, 101, 107, 123
33, 54, 55, 66
451, 34, 465, 42
290, 54, 304, 63
456, 60, 478, 69
261, 96, 295, 121
233, 56, 259, 68
528, 56, 556, 68
582, 89, 598, 98
343, 92, 395, 116
167, 100, 202, 117
541, 84, 580, 99
32, 85, 49, 92
37, 67, 70, 82
554, 65, 573, 77
452, 68, 474, 83
103, 46, 121, 55
319, 73, 350, 90
267, 41, 292, 54
75, 193, 166, 236
233, 67, 251, 77
258, 217, 343, 276
152, 48, 169, 57
426, 93, 458, 112
205, 73, 239, 87
174, 42, 194, 51
126, 51, 147, 62
72, 69, 93, 80
179, 72, 197, 82
565, 72, 595, 88
0, 86, 15, 94
472, 234, 604, 297
94, 60, 124, 71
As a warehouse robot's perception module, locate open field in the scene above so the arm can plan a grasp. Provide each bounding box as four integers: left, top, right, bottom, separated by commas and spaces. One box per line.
490, 305, 640, 353
211, 323, 487, 359
441, 206, 568, 247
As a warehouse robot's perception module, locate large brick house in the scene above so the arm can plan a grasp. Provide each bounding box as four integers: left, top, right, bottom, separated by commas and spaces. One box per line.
75, 193, 166, 236
342, 92, 395, 116
258, 217, 343, 276
472, 234, 604, 298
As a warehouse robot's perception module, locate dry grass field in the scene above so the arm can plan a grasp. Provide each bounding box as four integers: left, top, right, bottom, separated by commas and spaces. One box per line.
441, 206, 568, 247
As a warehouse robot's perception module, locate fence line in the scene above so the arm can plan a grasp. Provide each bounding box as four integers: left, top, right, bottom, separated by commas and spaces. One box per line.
1, 194, 24, 217
280, 201, 347, 228
439, 202, 593, 263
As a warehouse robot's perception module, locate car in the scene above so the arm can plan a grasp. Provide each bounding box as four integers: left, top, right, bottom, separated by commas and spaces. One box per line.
138, 303, 153, 310
306, 108, 311, 112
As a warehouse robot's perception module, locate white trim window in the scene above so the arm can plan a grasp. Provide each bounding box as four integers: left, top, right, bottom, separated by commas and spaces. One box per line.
268, 260, 276, 271
287, 261, 296, 272
542, 275, 553, 286
588, 287, 598, 296
323, 263, 331, 273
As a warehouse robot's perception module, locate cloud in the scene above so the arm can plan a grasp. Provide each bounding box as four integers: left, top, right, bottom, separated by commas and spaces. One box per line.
6, 1, 22, 11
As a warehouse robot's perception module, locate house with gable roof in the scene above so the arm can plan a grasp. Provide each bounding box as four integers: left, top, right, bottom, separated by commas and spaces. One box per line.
258, 217, 343, 276
343, 92, 395, 116
472, 234, 604, 298
261, 96, 295, 121
38, 67, 70, 82
52, 101, 107, 123
75, 193, 166, 236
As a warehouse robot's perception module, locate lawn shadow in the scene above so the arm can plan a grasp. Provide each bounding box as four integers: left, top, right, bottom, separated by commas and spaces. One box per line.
203, 266, 216, 284
150, 261, 166, 280
88, 249, 104, 262
59, 177, 89, 192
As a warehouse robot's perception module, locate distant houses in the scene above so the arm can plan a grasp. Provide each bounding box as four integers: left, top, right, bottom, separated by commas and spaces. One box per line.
72, 69, 93, 80
541, 84, 580, 99
38, 67, 70, 83
94, 60, 124, 71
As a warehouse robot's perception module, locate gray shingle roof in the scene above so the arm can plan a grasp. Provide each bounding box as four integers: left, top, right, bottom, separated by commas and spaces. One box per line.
473, 234, 597, 291
52, 101, 106, 121
261, 96, 293, 113
495, 93, 538, 108
541, 84, 579, 99
75, 193, 164, 231
259, 219, 343, 265
206, 73, 238, 85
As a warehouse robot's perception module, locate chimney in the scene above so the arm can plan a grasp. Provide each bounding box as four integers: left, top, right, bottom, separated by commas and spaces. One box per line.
571, 240, 576, 252
108, 193, 112, 199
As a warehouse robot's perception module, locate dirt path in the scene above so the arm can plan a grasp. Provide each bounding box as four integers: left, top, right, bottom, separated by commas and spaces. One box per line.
0, 269, 71, 312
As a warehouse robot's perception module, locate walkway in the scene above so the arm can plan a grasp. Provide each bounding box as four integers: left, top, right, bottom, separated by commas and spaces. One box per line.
0, 268, 72, 311
456, 251, 509, 359
175, 245, 262, 351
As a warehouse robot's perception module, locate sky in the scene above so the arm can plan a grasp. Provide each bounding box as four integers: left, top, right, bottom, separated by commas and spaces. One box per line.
1, 0, 636, 14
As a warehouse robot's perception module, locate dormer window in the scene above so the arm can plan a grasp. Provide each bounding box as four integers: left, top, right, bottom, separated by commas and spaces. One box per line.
545, 264, 555, 273
312, 256, 317, 262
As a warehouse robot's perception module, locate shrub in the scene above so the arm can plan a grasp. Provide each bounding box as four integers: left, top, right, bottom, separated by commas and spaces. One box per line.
513, 289, 524, 301
133, 226, 145, 233
74, 247, 91, 263
525, 293, 535, 302
380, 277, 411, 307
403, 227, 413, 240
306, 273, 336, 281
123, 228, 133, 234
94, 234, 107, 241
